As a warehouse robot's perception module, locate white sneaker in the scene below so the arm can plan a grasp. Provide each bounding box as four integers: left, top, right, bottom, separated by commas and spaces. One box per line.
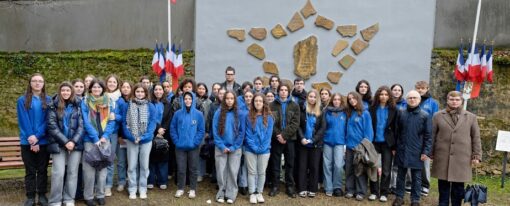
105, 188, 112, 197
147, 184, 154, 189
175, 190, 184, 198
379, 195, 388, 202
139, 192, 147, 199
129, 193, 137, 200
368, 194, 377, 201
197, 176, 204, 182
116, 185, 124, 192
249, 194, 257, 204
226, 199, 234, 204
64, 203, 75, 206
217, 198, 225, 203
256, 194, 265, 203
160, 185, 167, 190
298, 191, 307, 197
188, 190, 196, 199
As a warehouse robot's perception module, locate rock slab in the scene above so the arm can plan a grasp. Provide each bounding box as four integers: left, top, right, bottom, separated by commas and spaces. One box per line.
338, 54, 356, 69
227, 29, 245, 41
361, 23, 379, 41
312, 82, 332, 91
249, 28, 267, 40
300, 0, 317, 19
287, 12, 305, 32
327, 71, 343, 84
293, 35, 318, 80
263, 61, 279, 75
331, 40, 349, 57
271, 24, 287, 39
247, 43, 265, 60
315, 15, 334, 30
336, 25, 357, 37
351, 38, 369, 55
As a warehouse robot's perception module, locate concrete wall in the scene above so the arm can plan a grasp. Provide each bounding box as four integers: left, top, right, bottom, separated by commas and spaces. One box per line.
434, 0, 510, 48
195, 0, 436, 94
0, 0, 195, 52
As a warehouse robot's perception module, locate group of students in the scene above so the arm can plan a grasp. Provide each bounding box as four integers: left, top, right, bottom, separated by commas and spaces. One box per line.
17, 66, 482, 206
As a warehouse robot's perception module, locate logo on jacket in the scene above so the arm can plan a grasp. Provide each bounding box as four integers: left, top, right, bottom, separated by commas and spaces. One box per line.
192, 120, 197, 125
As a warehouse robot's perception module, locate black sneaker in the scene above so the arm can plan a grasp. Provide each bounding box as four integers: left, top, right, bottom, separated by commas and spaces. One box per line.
268, 187, 279, 197
333, 188, 344, 197
38, 194, 48, 206
286, 187, 297, 198
239, 187, 248, 196
97, 198, 105, 205
85, 199, 96, 206
23, 198, 35, 206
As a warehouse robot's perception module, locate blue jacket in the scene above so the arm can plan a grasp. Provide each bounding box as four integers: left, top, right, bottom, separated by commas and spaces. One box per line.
395, 106, 432, 169
396, 98, 407, 111
315, 106, 347, 147
121, 100, 157, 144
81, 100, 116, 143
170, 93, 205, 151
419, 96, 439, 118
346, 110, 374, 149
17, 95, 52, 145
46, 96, 85, 151
213, 108, 246, 151
152, 101, 165, 125
245, 115, 273, 154
237, 95, 248, 112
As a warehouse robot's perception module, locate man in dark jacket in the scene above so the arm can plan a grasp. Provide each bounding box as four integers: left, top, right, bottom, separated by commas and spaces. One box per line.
219, 66, 241, 96
393, 90, 431, 206
268, 83, 300, 198
290, 78, 307, 109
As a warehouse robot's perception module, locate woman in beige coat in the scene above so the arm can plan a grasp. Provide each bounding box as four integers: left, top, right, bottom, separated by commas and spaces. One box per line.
431, 91, 482, 206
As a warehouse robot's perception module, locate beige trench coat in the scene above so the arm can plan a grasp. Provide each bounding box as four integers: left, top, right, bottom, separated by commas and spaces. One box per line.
431, 109, 482, 183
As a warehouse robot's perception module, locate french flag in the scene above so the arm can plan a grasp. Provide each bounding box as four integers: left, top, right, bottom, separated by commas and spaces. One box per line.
174, 45, 184, 78
152, 45, 162, 76
486, 45, 494, 83
480, 44, 487, 83
165, 43, 175, 74
467, 45, 481, 82
454, 44, 465, 81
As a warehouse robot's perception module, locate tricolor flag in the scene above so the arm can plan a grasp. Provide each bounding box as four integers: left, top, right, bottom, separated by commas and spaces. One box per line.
454, 44, 465, 81
480, 44, 487, 83
165, 43, 175, 74
467, 45, 481, 82
486, 45, 494, 83
159, 43, 166, 73
464, 45, 471, 81
152, 45, 162, 76
174, 45, 184, 78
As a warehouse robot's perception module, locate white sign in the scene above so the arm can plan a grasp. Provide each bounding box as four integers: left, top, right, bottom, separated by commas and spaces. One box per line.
496, 130, 510, 152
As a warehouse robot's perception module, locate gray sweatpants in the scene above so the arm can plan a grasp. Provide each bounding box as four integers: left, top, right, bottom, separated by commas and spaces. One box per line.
82, 142, 108, 201
215, 147, 242, 201
49, 150, 82, 205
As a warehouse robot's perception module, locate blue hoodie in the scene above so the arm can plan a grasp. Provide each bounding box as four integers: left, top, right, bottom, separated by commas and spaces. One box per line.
152, 101, 164, 124
170, 92, 205, 151
244, 115, 273, 154
276, 97, 291, 129
396, 98, 407, 111
322, 107, 348, 147
346, 110, 374, 149
237, 95, 248, 112
121, 99, 157, 144
213, 108, 246, 152
419, 96, 439, 118
17, 95, 52, 145
362, 100, 370, 110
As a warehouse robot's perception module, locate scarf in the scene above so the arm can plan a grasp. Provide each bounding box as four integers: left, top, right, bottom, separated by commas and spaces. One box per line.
105, 90, 122, 109
421, 91, 431, 102
87, 95, 110, 133
126, 99, 149, 141
446, 106, 462, 125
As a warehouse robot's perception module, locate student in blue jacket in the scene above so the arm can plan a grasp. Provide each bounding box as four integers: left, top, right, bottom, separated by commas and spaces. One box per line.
355, 80, 373, 110
17, 73, 52, 206
244, 93, 274, 204
296, 90, 324, 198
315, 93, 347, 197
213, 91, 246, 204
113, 81, 132, 192
237, 89, 253, 195
170, 92, 205, 199
391, 84, 407, 111
121, 83, 157, 200
81, 78, 116, 206
414, 80, 439, 197
345, 91, 374, 201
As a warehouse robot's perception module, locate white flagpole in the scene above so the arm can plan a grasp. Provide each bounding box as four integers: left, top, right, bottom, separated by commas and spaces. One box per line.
463, 0, 482, 110
168, 0, 172, 45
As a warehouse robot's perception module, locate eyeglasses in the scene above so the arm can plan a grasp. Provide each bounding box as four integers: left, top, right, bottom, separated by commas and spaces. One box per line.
225, 73, 235, 76
407, 96, 419, 100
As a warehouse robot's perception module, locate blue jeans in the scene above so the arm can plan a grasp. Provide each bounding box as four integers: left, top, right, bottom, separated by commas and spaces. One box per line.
322, 145, 345, 193
149, 162, 169, 186
396, 166, 422, 203
105, 133, 118, 189
117, 145, 127, 186
126, 140, 152, 195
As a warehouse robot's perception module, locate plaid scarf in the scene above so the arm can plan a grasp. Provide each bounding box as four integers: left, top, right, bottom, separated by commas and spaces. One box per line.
126, 99, 149, 141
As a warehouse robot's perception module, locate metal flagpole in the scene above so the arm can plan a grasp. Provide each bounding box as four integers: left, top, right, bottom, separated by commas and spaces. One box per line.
168, 0, 172, 45
463, 0, 482, 110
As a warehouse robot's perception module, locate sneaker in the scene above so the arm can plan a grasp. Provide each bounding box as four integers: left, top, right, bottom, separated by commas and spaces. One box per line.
139, 192, 147, 199
355, 194, 364, 201
380, 195, 388, 202
405, 186, 411, 194
368, 194, 377, 201
392, 197, 404, 206
97, 198, 105, 205
217, 198, 225, 203
333, 188, 344, 197
129, 193, 137, 200
197, 176, 204, 182
116, 185, 125, 192
325, 192, 333, 197
64, 203, 75, 206
23, 199, 35, 206
147, 184, 154, 189
175, 190, 184, 198
104, 188, 112, 197
226, 199, 234, 204
84, 199, 95, 206
308, 192, 316, 198
298, 191, 307, 198
345, 193, 354, 198
421, 188, 429, 197
160, 185, 167, 190
188, 190, 196, 199
38, 194, 48, 206
249, 194, 257, 204
256, 193, 265, 203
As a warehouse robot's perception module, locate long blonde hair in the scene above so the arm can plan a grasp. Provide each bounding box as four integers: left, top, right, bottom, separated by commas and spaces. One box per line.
305, 90, 321, 117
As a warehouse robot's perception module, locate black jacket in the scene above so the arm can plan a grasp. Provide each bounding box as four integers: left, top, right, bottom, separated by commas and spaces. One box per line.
271, 98, 300, 141
369, 105, 397, 148
394, 106, 432, 169
297, 105, 323, 147
47, 96, 85, 152
220, 81, 241, 96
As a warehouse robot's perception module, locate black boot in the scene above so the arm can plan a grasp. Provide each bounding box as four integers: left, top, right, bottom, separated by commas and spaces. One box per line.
268, 187, 279, 197
37, 194, 48, 206
286, 186, 297, 198
239, 187, 248, 196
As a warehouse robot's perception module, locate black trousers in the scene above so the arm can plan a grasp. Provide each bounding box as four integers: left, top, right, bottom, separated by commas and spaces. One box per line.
269, 140, 296, 188
438, 179, 465, 206
296, 144, 321, 192
369, 142, 393, 196
21, 145, 50, 198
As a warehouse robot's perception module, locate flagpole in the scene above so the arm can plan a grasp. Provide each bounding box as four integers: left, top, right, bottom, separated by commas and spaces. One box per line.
168, 0, 172, 45
463, 0, 482, 110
